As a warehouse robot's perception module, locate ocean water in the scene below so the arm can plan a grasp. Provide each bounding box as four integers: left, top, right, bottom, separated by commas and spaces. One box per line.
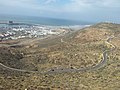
0, 14, 92, 26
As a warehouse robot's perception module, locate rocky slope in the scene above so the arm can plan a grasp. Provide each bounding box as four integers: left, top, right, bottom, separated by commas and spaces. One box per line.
0, 22, 120, 90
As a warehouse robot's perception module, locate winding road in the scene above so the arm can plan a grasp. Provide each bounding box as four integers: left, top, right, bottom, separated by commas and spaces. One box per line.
0, 36, 116, 74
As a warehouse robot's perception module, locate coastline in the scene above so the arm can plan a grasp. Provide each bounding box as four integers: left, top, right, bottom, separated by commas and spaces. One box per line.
0, 21, 90, 41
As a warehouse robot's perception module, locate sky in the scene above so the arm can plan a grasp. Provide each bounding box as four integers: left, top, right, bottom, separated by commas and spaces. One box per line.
0, 0, 120, 23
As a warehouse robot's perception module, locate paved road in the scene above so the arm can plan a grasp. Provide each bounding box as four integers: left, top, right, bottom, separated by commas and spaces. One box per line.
0, 63, 38, 73
45, 37, 116, 74
0, 36, 116, 74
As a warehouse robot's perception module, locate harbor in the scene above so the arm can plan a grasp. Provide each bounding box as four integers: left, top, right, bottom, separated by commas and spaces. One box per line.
0, 21, 33, 26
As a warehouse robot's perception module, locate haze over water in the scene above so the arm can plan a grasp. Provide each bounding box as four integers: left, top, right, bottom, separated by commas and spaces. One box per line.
0, 15, 92, 26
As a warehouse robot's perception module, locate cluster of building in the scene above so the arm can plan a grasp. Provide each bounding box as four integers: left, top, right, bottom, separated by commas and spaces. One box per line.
0, 25, 68, 41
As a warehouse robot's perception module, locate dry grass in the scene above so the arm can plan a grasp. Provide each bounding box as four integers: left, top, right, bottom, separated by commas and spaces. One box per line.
0, 22, 120, 90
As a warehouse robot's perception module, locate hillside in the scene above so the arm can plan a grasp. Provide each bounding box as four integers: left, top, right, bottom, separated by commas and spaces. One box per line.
0, 22, 120, 90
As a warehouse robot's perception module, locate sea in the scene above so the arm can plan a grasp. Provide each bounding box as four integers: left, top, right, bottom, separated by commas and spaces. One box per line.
0, 14, 93, 27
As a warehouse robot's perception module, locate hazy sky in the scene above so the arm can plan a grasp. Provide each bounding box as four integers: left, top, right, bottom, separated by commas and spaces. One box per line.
0, 0, 120, 22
